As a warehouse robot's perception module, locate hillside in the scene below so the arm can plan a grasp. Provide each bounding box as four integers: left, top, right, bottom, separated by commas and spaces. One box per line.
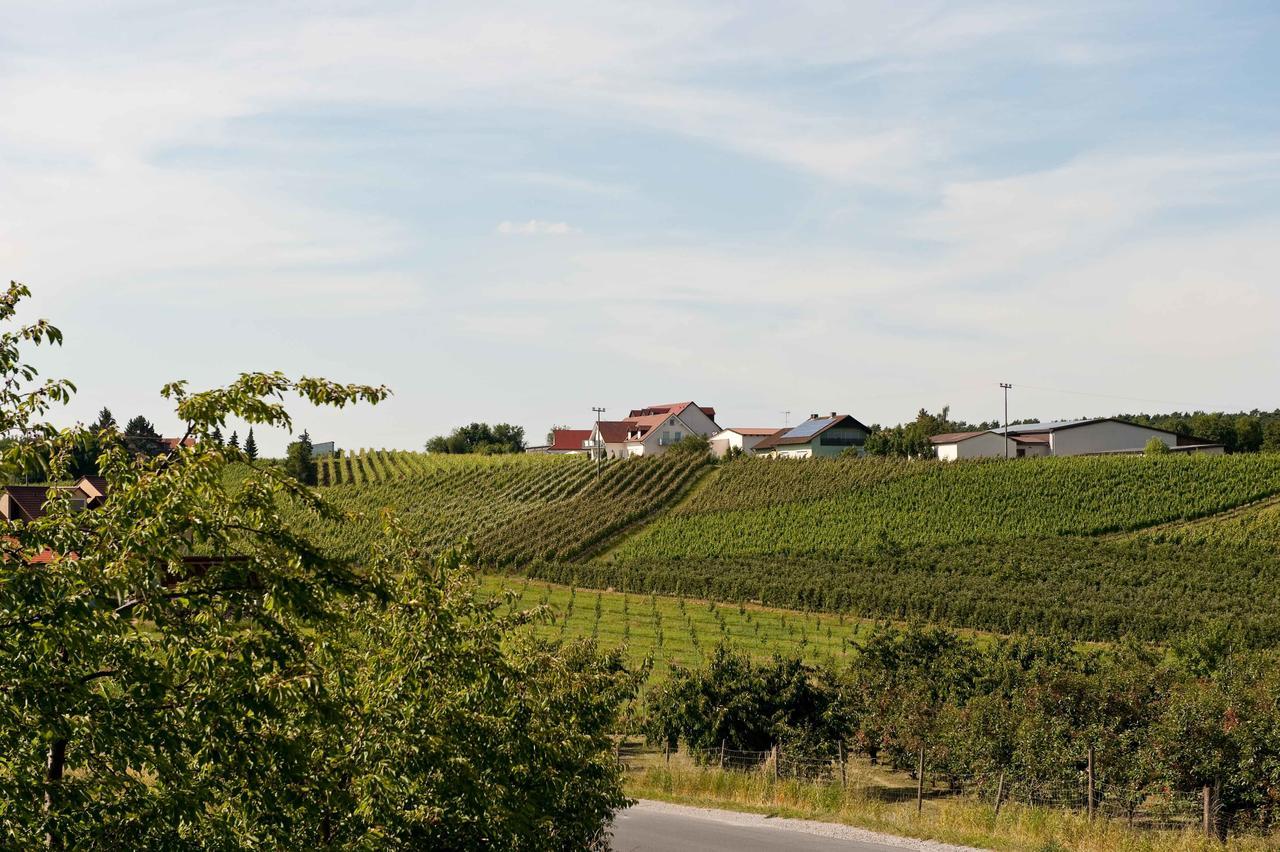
291, 452, 707, 564
294, 451, 1280, 645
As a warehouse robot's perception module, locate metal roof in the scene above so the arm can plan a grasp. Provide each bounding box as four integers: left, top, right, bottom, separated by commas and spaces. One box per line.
994, 418, 1100, 435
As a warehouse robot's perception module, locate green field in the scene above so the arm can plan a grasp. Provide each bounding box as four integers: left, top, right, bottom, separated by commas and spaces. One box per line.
476, 574, 894, 679
291, 452, 707, 564
305, 452, 1280, 645
611, 454, 1280, 561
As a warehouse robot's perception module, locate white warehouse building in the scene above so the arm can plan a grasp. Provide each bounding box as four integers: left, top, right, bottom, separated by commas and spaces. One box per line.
931, 418, 1224, 460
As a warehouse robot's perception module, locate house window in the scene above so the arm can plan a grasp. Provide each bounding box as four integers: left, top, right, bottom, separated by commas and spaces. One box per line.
662, 430, 670, 444
674, 431, 682, 442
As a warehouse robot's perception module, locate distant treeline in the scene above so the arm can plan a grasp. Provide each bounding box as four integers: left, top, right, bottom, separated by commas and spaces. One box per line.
1117, 409, 1280, 453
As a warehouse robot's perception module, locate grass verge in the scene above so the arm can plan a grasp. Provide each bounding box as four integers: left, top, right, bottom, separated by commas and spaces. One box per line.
624, 766, 1273, 851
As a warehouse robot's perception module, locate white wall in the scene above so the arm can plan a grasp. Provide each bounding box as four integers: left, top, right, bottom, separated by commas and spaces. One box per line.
935, 432, 1015, 460
1050, 421, 1175, 456
677, 405, 720, 437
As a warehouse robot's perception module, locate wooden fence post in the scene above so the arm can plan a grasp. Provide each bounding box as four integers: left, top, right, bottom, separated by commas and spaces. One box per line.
838, 740, 847, 790
664, 740, 670, 766
719, 739, 726, 770
916, 745, 925, 814
773, 744, 780, 780
1086, 746, 1095, 820
994, 770, 1006, 819
1202, 784, 1211, 838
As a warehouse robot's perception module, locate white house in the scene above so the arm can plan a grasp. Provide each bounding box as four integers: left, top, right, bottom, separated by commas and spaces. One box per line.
931, 418, 1224, 460
588, 401, 720, 459
709, 427, 786, 458
752, 413, 871, 459
930, 430, 1018, 461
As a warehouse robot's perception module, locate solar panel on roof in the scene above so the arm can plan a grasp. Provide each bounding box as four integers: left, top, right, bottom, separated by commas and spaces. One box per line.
781, 417, 836, 439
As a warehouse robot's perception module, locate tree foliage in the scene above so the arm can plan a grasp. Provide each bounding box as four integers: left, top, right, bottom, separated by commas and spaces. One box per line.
122, 414, 164, 457
283, 429, 317, 485
427, 422, 526, 454
647, 624, 1280, 836
0, 283, 636, 848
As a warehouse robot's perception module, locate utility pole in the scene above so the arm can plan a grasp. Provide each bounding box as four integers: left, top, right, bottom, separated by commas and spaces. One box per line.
591, 407, 606, 475
999, 383, 1012, 459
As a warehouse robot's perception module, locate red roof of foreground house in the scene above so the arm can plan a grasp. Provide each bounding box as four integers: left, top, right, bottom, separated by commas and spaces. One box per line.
595, 420, 637, 443
627, 401, 717, 422
162, 437, 197, 450
549, 429, 592, 451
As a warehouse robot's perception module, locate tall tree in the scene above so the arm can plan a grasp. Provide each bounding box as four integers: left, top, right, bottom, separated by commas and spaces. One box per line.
283, 430, 317, 485
122, 414, 164, 457
94, 407, 116, 432
210, 425, 224, 446
228, 430, 240, 450
244, 427, 258, 461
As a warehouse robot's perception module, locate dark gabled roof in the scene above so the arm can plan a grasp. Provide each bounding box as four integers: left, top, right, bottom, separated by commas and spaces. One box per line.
721, 427, 787, 437
595, 420, 636, 444
1, 486, 52, 521
754, 415, 870, 450
76, 475, 109, 502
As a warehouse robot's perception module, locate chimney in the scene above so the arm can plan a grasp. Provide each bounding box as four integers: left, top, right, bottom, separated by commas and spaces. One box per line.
830, 411, 838, 418
810, 413, 820, 420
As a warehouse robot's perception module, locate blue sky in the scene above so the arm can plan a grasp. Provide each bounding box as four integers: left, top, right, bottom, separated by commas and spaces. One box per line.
1, 1, 1278, 452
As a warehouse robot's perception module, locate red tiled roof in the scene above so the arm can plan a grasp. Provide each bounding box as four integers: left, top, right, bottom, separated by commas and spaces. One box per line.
549, 429, 592, 451
596, 420, 637, 443
627, 402, 717, 423
162, 437, 197, 450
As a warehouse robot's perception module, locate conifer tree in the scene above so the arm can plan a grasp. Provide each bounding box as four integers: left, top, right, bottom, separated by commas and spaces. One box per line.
94, 407, 117, 432
244, 428, 258, 461
210, 426, 223, 446
229, 430, 240, 450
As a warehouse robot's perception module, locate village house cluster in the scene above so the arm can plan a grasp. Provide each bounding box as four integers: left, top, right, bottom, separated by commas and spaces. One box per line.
529, 401, 1225, 461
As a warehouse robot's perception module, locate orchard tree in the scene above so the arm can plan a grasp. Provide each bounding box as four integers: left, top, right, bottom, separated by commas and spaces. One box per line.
0, 282, 637, 848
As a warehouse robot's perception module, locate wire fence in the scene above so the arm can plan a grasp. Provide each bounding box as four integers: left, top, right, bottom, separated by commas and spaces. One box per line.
616, 739, 1214, 836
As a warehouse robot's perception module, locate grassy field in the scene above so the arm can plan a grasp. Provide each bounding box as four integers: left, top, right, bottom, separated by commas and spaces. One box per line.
476, 574, 900, 678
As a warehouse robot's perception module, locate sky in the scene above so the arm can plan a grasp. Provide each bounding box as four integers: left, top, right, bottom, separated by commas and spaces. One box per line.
1, 1, 1278, 453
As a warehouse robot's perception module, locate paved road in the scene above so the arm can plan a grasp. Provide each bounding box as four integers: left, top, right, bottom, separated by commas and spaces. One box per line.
609, 800, 982, 852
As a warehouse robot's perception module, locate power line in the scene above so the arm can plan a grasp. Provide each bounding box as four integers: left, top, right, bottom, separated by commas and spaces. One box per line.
1008, 382, 1221, 410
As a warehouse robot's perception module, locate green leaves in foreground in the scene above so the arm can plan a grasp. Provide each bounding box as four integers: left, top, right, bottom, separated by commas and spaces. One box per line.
0, 282, 636, 849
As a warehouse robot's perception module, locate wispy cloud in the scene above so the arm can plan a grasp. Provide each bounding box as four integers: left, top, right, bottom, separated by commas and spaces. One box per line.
496, 220, 581, 236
